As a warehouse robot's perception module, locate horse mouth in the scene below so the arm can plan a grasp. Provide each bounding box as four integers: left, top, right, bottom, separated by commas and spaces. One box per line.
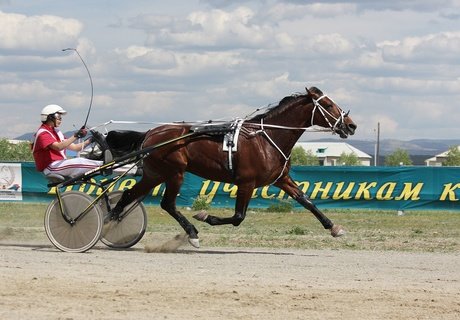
336, 123, 357, 139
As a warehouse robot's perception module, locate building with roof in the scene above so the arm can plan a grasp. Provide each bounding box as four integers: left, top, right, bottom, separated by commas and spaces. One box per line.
296, 142, 372, 166
424, 145, 460, 166
7, 139, 28, 144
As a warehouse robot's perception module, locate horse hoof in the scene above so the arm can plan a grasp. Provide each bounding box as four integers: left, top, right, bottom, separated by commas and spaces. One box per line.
188, 237, 200, 248
193, 210, 208, 222
331, 225, 346, 237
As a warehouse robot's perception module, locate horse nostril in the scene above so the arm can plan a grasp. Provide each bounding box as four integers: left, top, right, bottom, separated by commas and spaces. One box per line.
347, 123, 357, 133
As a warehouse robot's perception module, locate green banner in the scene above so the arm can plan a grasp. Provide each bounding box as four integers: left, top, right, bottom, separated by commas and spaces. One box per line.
4, 162, 460, 211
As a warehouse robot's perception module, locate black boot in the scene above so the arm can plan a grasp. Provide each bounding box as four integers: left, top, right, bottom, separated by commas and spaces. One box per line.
102, 149, 113, 175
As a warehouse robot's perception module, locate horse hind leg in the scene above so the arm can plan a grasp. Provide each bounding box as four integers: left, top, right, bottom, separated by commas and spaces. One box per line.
107, 176, 159, 222
193, 183, 253, 227
161, 175, 201, 248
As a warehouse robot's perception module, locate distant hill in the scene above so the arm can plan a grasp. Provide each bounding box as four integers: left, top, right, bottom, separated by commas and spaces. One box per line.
16, 131, 74, 141
15, 133, 33, 141
301, 138, 460, 156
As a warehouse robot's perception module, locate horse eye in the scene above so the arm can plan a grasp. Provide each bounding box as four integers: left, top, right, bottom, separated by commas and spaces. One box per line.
326, 104, 333, 109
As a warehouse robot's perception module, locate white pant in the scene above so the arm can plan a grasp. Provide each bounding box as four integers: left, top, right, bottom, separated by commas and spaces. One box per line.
44, 158, 103, 178
43, 158, 138, 178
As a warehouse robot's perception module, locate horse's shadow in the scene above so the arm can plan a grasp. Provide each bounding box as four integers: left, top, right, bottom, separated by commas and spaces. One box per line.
0, 242, 319, 257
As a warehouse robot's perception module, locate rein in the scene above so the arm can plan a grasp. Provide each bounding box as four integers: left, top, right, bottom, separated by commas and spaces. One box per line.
90, 120, 332, 133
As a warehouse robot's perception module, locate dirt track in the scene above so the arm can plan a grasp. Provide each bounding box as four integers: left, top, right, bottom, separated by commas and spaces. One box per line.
0, 240, 459, 320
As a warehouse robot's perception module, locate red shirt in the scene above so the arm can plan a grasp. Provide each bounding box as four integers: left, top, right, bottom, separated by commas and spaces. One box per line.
32, 124, 67, 171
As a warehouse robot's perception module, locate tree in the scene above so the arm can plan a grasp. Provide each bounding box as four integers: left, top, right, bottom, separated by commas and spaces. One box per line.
0, 138, 34, 161
384, 148, 412, 166
290, 146, 319, 165
443, 146, 460, 166
338, 152, 361, 166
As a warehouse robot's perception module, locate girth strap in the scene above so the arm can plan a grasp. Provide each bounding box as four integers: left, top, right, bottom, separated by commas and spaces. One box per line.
223, 119, 244, 172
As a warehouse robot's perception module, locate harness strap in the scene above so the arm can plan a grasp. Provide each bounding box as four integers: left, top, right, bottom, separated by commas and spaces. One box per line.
248, 94, 345, 185
251, 118, 291, 185
224, 118, 244, 172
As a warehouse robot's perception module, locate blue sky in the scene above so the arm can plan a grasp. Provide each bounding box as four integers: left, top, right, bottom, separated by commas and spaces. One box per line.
1, 0, 460, 142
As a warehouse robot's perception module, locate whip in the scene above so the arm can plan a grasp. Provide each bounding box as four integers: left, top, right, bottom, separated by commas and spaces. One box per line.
62, 48, 94, 128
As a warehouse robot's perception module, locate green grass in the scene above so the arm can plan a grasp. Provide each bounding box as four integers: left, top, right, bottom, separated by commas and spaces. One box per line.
0, 202, 459, 252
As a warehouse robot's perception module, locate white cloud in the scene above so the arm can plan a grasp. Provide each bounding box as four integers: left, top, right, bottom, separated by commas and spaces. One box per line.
129, 14, 176, 30
0, 10, 82, 52
264, 2, 357, 21
348, 52, 385, 70
356, 76, 460, 96
115, 46, 177, 70
368, 114, 399, 137
0, 80, 52, 101
236, 72, 302, 99
277, 0, 456, 13
142, 7, 280, 49
380, 31, 460, 63
129, 91, 177, 116
1, 1, 460, 143
116, 45, 245, 77
305, 33, 355, 56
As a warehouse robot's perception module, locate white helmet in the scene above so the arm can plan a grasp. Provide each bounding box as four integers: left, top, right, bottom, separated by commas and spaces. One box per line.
40, 104, 67, 122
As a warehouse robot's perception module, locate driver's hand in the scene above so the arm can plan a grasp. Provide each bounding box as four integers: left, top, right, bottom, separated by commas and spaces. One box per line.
74, 126, 87, 138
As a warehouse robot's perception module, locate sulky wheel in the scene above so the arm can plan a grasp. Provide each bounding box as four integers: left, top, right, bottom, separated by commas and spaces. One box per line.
100, 190, 147, 249
44, 191, 103, 253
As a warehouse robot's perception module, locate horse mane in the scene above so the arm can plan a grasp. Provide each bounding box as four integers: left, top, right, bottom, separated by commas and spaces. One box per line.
248, 87, 323, 122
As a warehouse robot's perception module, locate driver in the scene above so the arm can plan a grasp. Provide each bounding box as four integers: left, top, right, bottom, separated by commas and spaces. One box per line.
31, 104, 103, 178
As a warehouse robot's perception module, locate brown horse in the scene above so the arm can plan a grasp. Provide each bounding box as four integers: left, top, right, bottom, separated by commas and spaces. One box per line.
107, 86, 357, 248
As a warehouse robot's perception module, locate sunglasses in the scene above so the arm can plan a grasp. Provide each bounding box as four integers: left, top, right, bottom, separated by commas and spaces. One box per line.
53, 113, 63, 120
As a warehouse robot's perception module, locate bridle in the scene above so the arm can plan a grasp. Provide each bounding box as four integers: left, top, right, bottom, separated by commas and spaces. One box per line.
311, 95, 348, 133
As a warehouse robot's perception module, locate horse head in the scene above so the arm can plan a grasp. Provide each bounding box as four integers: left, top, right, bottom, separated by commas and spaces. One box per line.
306, 87, 357, 138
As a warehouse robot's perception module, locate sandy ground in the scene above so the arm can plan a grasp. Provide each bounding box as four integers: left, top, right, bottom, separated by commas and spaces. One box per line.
0, 239, 459, 320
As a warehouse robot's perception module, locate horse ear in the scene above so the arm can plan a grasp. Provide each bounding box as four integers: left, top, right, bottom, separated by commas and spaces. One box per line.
306, 87, 312, 96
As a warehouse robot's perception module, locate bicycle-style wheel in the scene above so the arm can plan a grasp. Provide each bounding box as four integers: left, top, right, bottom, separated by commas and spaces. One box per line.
44, 191, 103, 253
100, 191, 147, 248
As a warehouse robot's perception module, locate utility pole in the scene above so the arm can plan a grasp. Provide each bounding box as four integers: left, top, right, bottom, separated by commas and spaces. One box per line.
375, 122, 380, 166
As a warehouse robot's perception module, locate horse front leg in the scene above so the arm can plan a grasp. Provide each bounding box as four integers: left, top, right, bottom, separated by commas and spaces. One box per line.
193, 183, 254, 227
161, 174, 201, 248
274, 175, 345, 237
